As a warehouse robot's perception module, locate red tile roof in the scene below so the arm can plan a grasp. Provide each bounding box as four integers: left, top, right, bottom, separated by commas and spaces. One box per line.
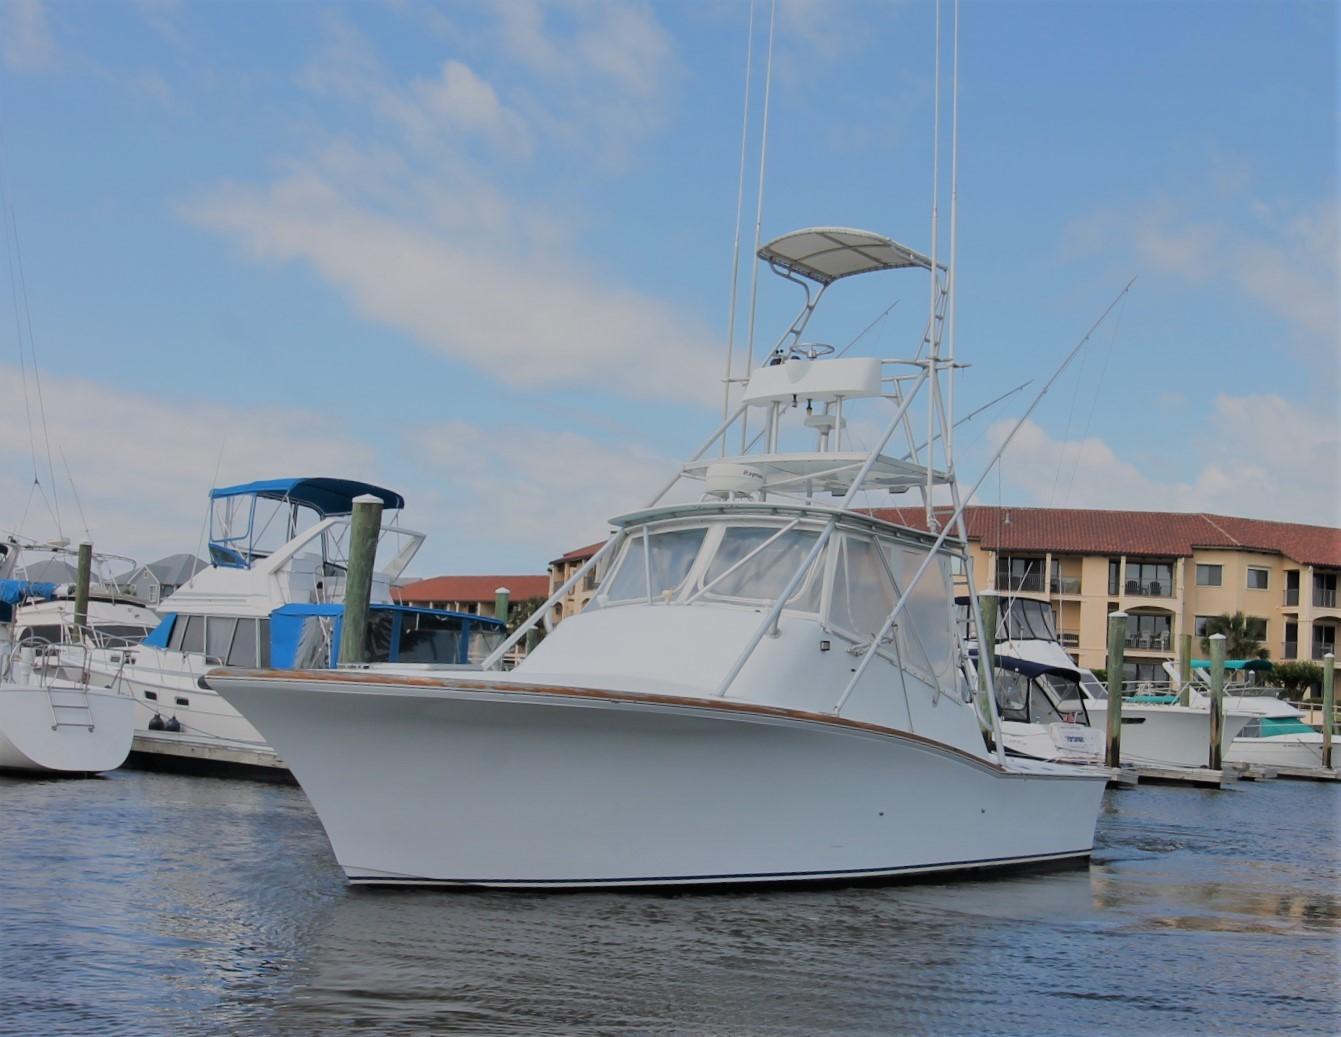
550, 540, 605, 566
394, 574, 550, 604
867, 506, 1340, 567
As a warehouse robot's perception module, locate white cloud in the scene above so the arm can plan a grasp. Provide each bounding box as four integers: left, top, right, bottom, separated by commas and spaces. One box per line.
409, 419, 676, 566
183, 168, 720, 403
2, 0, 54, 72
0, 365, 376, 562
985, 393, 1340, 526
1065, 196, 1340, 342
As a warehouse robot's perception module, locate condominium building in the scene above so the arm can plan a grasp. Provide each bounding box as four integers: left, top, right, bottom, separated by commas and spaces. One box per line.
875, 506, 1340, 679
547, 541, 604, 621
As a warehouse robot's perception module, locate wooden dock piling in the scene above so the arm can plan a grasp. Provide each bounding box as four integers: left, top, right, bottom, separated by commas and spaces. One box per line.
1208, 633, 1226, 770
1105, 611, 1126, 768
338, 494, 383, 666
73, 542, 92, 640
1323, 652, 1335, 770
1177, 632, 1192, 705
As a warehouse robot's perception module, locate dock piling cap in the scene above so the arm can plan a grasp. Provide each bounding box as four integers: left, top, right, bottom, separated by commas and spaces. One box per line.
352, 493, 384, 505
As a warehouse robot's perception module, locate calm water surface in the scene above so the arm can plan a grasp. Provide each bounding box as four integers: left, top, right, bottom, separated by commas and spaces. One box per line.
1, 770, 1337, 1037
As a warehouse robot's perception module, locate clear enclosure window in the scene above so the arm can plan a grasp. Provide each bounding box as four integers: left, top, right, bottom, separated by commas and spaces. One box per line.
227, 619, 258, 667
703, 527, 821, 606
601, 527, 707, 603
828, 536, 896, 639
396, 612, 464, 663
206, 616, 237, 663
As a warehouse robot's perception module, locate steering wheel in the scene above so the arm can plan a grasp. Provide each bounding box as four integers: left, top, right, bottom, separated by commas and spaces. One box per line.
788, 342, 836, 360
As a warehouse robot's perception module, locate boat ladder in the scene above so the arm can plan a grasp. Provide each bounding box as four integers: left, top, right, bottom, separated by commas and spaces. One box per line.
46, 686, 96, 732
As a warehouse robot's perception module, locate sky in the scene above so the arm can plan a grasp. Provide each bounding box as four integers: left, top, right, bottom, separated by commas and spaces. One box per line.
0, 0, 1336, 578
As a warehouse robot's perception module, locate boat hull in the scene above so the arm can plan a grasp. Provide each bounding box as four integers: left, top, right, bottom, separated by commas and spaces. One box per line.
1225, 734, 1326, 769
1083, 701, 1253, 768
209, 672, 1107, 888
0, 684, 135, 774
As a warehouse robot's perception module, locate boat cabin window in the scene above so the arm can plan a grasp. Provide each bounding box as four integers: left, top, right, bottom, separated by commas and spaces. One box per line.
701, 527, 820, 608
16, 624, 62, 645
171, 615, 205, 654
828, 535, 896, 639
228, 618, 259, 667
601, 528, 708, 603
466, 623, 505, 665
998, 598, 1059, 641
206, 617, 236, 663
995, 671, 1070, 726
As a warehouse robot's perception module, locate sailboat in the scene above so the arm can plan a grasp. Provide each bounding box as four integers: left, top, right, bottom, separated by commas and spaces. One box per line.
0, 538, 135, 774
206, 227, 1109, 888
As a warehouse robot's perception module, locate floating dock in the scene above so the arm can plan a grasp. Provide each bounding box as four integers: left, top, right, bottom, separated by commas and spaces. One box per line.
125, 731, 291, 782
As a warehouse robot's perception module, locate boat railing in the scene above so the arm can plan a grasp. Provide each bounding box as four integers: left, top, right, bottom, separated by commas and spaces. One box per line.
2, 635, 99, 693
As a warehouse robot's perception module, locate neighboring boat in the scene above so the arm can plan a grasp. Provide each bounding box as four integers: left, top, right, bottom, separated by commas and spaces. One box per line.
983, 593, 1255, 768
77, 478, 505, 770
958, 595, 1103, 764
0, 539, 135, 774
1165, 660, 1328, 769
208, 227, 1109, 889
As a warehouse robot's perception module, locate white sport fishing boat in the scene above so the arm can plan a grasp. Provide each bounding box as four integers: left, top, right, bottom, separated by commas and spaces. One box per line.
77, 478, 505, 770
0, 539, 135, 774
208, 227, 1109, 888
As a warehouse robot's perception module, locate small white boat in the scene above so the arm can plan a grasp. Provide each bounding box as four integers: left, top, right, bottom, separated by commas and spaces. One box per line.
75, 478, 505, 770
0, 541, 135, 774
208, 226, 1108, 889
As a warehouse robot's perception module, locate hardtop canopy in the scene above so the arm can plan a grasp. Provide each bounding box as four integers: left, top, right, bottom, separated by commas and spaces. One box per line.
758, 227, 934, 286
209, 478, 405, 516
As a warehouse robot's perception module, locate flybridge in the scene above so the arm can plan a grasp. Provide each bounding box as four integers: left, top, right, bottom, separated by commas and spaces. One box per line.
647, 226, 955, 508
209, 478, 405, 516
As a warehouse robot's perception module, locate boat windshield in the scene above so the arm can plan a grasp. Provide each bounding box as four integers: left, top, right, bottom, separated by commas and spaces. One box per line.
999, 598, 1059, 641
593, 523, 821, 610
996, 671, 1076, 726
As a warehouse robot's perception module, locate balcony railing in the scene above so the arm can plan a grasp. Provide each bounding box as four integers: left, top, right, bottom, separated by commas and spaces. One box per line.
1125, 633, 1172, 652
1050, 576, 1081, 594
1060, 631, 1080, 647
1124, 580, 1173, 598
1314, 643, 1337, 661
1283, 640, 1298, 660
1315, 588, 1338, 609
1284, 588, 1299, 607
997, 573, 1044, 593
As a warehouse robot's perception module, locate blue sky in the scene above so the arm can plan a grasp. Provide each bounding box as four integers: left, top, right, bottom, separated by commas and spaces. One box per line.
0, 0, 1336, 576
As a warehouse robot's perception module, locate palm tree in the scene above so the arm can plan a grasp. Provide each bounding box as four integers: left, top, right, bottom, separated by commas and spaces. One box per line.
1200, 611, 1267, 659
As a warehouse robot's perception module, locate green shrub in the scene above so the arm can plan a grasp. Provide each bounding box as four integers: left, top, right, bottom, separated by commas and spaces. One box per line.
1268, 661, 1324, 695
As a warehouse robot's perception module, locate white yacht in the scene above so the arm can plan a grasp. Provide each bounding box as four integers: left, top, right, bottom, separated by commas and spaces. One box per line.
0, 539, 135, 774
958, 594, 1103, 764
78, 478, 506, 770
1169, 661, 1328, 769
208, 227, 1109, 888
985, 594, 1257, 768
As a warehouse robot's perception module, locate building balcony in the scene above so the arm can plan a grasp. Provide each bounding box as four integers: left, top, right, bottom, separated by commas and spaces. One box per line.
1284, 588, 1299, 607
1060, 630, 1080, 647
998, 574, 1044, 593
1283, 640, 1298, 660
1125, 633, 1172, 652
1313, 644, 1336, 661
1050, 576, 1081, 594
1122, 580, 1173, 598
1315, 589, 1338, 609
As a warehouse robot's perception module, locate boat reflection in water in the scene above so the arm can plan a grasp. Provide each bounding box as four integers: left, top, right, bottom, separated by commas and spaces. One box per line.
209, 227, 1107, 888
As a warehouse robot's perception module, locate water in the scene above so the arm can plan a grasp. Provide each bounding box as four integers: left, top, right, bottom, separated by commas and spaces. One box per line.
1, 771, 1337, 1037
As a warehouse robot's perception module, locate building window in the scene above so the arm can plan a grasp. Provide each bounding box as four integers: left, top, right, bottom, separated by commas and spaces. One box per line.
1125, 613, 1172, 651
1125, 560, 1174, 597
1314, 624, 1337, 661
1315, 572, 1338, 609
996, 556, 1044, 593
1245, 617, 1267, 641
1194, 615, 1215, 637
1108, 559, 1121, 596
1246, 567, 1269, 590
1195, 564, 1222, 587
